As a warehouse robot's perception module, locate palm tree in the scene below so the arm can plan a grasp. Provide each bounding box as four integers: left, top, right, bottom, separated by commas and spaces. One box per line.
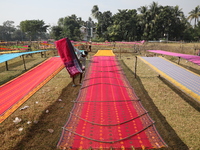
173, 5, 184, 19
91, 5, 102, 21
187, 5, 200, 27
137, 6, 148, 14
137, 6, 149, 39
91, 5, 105, 37
149, 1, 160, 18
146, 1, 161, 40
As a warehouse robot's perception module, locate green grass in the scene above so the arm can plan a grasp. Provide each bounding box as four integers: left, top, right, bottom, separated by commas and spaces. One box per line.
122, 52, 200, 150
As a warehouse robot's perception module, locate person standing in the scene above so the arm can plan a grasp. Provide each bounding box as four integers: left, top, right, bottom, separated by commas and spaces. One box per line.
72, 47, 88, 86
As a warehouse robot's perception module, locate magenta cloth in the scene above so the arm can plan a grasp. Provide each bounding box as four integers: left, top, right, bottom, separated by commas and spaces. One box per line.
55, 38, 83, 77
148, 50, 200, 66
116, 40, 145, 45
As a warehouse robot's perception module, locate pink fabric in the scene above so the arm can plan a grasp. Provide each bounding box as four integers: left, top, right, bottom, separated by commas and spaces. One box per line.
116, 40, 145, 45
55, 38, 83, 77
148, 50, 200, 66
57, 56, 167, 149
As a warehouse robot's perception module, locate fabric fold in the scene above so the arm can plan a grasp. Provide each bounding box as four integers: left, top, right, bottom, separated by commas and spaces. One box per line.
55, 38, 83, 77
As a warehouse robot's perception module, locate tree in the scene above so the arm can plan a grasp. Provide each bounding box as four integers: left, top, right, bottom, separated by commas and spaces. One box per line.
108, 9, 137, 41
20, 20, 49, 41
56, 14, 82, 41
91, 5, 113, 40
136, 2, 187, 41
11, 29, 27, 41
137, 2, 162, 40
187, 5, 200, 27
0, 20, 16, 41
137, 6, 149, 40
91, 5, 102, 20
193, 21, 200, 40
90, 2, 197, 41
50, 26, 63, 40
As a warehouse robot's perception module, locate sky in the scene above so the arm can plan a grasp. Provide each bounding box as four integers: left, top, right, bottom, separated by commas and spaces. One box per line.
0, 0, 199, 27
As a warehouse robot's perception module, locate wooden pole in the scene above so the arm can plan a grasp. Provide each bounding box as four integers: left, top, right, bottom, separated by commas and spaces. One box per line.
135, 56, 137, 78
22, 55, 27, 70
178, 57, 181, 65
120, 46, 121, 59
5, 61, 9, 71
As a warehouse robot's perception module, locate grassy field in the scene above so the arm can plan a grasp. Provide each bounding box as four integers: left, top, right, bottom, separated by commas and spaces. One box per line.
0, 42, 200, 150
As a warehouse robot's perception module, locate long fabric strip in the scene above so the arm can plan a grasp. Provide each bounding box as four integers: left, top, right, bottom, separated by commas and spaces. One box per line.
0, 50, 47, 63
0, 57, 64, 123
55, 38, 82, 77
139, 56, 200, 102
148, 50, 200, 66
57, 55, 167, 149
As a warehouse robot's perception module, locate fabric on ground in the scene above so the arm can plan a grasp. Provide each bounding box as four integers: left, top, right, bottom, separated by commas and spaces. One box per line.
0, 51, 24, 54
0, 50, 47, 63
0, 47, 13, 50
94, 50, 115, 56
148, 50, 200, 66
139, 56, 200, 102
55, 38, 83, 77
0, 57, 64, 123
57, 55, 167, 149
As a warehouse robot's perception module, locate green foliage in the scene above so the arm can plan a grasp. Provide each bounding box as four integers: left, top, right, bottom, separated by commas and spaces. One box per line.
11, 29, 27, 41
92, 37, 105, 42
20, 20, 49, 41
187, 5, 200, 27
92, 2, 200, 42
0, 21, 16, 41
107, 9, 137, 41
51, 14, 82, 41
1, 2, 200, 42
50, 26, 63, 40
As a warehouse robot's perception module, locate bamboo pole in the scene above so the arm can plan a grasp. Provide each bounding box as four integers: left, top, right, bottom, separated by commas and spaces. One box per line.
135, 56, 137, 78
120, 46, 121, 59
22, 55, 27, 70
5, 61, 8, 71
178, 57, 181, 65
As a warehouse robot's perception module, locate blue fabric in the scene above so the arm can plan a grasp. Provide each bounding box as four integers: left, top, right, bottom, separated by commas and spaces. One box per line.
0, 50, 47, 63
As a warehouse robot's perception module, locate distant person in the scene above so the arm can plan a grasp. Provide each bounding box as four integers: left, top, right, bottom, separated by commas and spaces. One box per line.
197, 50, 200, 56
88, 41, 92, 52
26, 45, 33, 57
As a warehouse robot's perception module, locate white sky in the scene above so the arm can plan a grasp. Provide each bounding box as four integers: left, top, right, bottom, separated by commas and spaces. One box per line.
0, 0, 199, 27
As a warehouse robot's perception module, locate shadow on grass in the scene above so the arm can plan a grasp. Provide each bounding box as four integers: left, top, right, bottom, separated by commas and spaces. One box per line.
0, 59, 47, 85
179, 64, 200, 75
120, 60, 189, 150
12, 60, 189, 150
13, 81, 80, 150
158, 76, 200, 112
169, 59, 200, 75
0, 58, 36, 72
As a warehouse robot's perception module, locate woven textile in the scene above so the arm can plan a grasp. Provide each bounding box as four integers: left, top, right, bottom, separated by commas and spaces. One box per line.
148, 50, 200, 66
55, 38, 82, 77
140, 56, 200, 102
94, 50, 115, 56
57, 55, 167, 149
0, 57, 64, 123
0, 50, 47, 63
